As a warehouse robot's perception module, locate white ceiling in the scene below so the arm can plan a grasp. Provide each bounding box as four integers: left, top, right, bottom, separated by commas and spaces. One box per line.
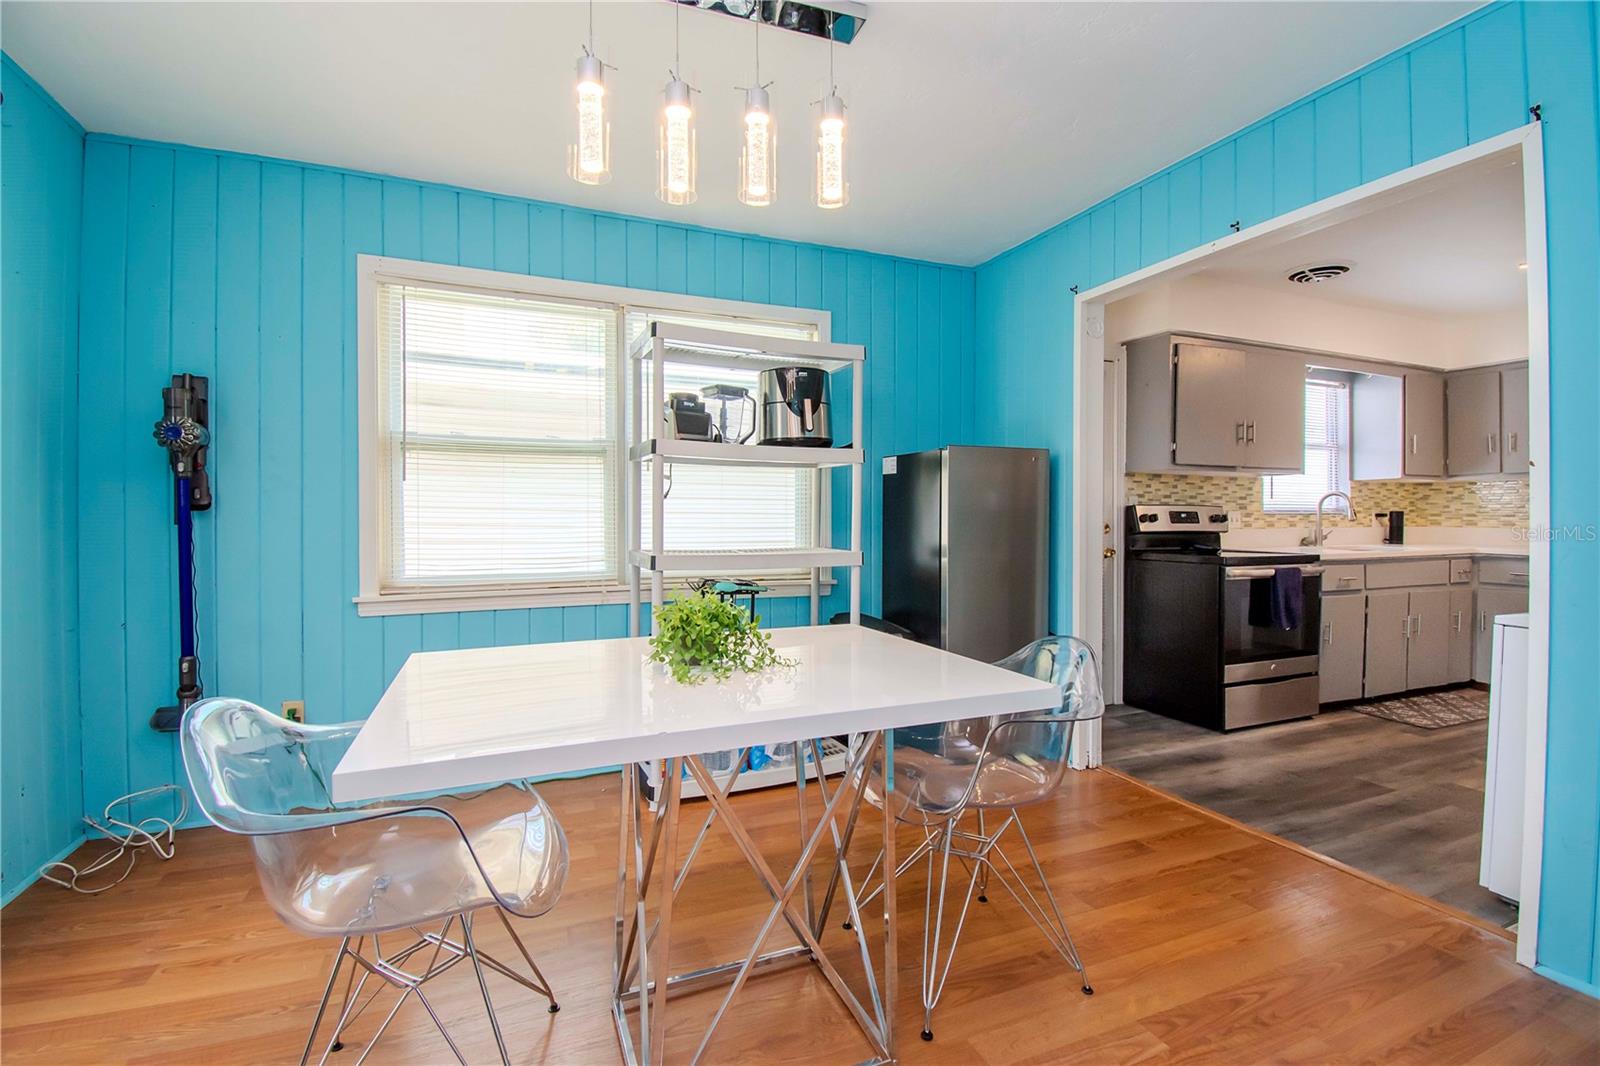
2, 1, 1479, 266
1198, 150, 1528, 316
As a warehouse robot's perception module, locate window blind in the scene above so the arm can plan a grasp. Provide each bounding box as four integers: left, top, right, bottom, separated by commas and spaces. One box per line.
376, 282, 618, 591
1263, 379, 1351, 514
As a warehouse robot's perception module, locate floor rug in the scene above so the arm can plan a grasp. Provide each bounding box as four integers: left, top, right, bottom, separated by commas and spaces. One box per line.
1351, 686, 1490, 729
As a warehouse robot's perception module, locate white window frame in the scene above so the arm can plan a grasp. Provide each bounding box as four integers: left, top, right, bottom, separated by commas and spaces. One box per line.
356, 255, 832, 617
1262, 375, 1352, 515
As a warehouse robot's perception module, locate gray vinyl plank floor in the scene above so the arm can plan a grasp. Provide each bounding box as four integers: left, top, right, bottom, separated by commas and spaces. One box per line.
1103, 699, 1517, 928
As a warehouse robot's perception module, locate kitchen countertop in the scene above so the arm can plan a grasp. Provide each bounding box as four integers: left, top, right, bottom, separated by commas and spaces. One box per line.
1314, 543, 1529, 562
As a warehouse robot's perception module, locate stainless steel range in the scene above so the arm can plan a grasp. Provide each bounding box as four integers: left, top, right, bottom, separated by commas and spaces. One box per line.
1122, 505, 1323, 731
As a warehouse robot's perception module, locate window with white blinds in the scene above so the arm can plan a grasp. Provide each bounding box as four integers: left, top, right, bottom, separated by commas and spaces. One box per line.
365, 267, 825, 608
1263, 379, 1351, 514
376, 283, 619, 591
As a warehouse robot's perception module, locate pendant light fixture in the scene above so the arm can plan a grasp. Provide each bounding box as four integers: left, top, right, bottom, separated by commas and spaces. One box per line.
567, 0, 611, 186
815, 14, 848, 209
657, 1, 698, 205
737, 20, 775, 207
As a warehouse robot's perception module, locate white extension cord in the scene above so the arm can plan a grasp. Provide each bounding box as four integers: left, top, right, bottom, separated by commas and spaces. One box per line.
39, 785, 191, 895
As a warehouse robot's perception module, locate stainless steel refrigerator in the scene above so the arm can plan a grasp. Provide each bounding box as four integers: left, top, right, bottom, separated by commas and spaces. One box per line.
881, 446, 1049, 662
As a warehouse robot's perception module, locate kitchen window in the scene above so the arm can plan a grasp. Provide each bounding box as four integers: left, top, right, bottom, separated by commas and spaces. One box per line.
356, 257, 827, 616
1262, 377, 1351, 514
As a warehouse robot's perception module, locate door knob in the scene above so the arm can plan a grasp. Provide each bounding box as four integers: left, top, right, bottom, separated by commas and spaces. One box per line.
1103, 547, 1116, 559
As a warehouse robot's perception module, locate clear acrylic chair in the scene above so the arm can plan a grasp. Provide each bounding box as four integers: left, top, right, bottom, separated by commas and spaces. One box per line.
179, 698, 568, 1066
853, 636, 1104, 1041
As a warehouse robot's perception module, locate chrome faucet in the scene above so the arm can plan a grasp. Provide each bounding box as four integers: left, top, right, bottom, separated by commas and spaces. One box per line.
1304, 490, 1353, 548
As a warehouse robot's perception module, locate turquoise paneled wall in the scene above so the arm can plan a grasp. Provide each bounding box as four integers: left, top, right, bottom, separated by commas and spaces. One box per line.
974, 1, 1599, 991
1, 57, 85, 903
73, 135, 976, 825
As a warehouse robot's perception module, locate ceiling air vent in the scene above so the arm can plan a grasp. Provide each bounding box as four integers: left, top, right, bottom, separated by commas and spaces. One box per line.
1286, 264, 1352, 284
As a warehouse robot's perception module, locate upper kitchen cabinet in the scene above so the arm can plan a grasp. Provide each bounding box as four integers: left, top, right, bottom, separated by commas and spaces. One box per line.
1499, 365, 1529, 475
1440, 364, 1531, 476
1351, 370, 1446, 479
1125, 334, 1304, 474
1446, 368, 1503, 476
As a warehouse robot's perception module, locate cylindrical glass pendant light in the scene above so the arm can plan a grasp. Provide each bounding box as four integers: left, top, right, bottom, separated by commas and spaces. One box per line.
658, 78, 698, 205
657, 1, 697, 205
815, 93, 847, 209
737, 21, 775, 207
815, 16, 848, 209
568, 53, 611, 185
739, 85, 775, 207
567, 1, 610, 186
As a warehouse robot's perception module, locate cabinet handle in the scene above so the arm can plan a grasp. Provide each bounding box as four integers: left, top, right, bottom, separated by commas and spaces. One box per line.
1235, 422, 1246, 444
1324, 622, 1334, 646
1487, 432, 1494, 454
1414, 613, 1423, 637
1509, 431, 1518, 454
1403, 615, 1413, 639
1411, 433, 1418, 455
1479, 610, 1488, 633
1246, 421, 1256, 444
1453, 610, 1464, 633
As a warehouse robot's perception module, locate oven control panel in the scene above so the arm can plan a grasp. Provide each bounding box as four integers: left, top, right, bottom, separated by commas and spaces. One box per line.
1128, 505, 1230, 533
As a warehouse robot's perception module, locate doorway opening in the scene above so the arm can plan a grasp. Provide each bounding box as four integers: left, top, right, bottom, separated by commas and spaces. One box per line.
1072, 125, 1550, 965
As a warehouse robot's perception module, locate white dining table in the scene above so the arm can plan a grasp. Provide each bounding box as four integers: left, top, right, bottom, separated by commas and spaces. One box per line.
333, 624, 1061, 1066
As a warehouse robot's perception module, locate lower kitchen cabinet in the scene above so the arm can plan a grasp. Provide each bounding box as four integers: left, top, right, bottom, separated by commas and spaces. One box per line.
1319, 593, 1366, 703
1319, 555, 1529, 702
1363, 586, 1450, 698
1448, 587, 1474, 683
1474, 586, 1530, 682
1364, 591, 1410, 698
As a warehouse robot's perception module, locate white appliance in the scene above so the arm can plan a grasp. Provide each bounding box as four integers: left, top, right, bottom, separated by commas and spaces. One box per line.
1480, 611, 1529, 902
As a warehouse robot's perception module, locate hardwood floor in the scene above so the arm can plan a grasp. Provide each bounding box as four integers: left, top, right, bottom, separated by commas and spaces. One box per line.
1104, 699, 1517, 927
3, 769, 1592, 1065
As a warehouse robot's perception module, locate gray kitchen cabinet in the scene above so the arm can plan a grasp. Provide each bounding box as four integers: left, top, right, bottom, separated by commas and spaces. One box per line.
1125, 334, 1306, 474
1474, 586, 1530, 682
1404, 372, 1447, 477
1243, 351, 1311, 470
1405, 586, 1451, 689
1501, 365, 1530, 475
1448, 587, 1474, 683
1446, 369, 1503, 476
1364, 590, 1411, 698
1173, 343, 1249, 467
1351, 371, 1445, 479
1319, 593, 1367, 703
1363, 586, 1450, 697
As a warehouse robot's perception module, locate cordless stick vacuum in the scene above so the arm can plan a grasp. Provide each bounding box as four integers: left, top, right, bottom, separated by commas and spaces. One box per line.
150, 374, 212, 732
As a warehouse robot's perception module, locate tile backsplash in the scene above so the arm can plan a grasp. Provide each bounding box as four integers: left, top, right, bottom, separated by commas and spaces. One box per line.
1123, 473, 1530, 530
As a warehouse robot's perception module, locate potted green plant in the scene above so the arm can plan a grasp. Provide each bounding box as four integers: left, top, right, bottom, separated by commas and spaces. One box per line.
648, 590, 795, 684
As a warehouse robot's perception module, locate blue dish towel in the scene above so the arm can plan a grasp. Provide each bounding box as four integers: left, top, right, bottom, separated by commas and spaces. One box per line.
1248, 567, 1303, 631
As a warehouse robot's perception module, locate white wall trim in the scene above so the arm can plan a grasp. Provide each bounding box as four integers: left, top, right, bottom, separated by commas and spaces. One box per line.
354, 254, 833, 617
1513, 121, 1548, 970
1071, 124, 1551, 971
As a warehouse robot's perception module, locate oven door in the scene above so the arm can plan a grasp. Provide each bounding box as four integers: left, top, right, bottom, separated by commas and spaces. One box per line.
1221, 565, 1323, 672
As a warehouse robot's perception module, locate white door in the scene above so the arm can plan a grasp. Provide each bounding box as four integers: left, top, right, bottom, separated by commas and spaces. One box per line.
1101, 356, 1122, 704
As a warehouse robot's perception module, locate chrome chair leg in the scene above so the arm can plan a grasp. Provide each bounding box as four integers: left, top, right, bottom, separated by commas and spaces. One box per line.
300, 937, 351, 1066
1009, 811, 1091, 993
913, 807, 1092, 1040
461, 911, 512, 1066
918, 817, 984, 1041
975, 810, 990, 903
